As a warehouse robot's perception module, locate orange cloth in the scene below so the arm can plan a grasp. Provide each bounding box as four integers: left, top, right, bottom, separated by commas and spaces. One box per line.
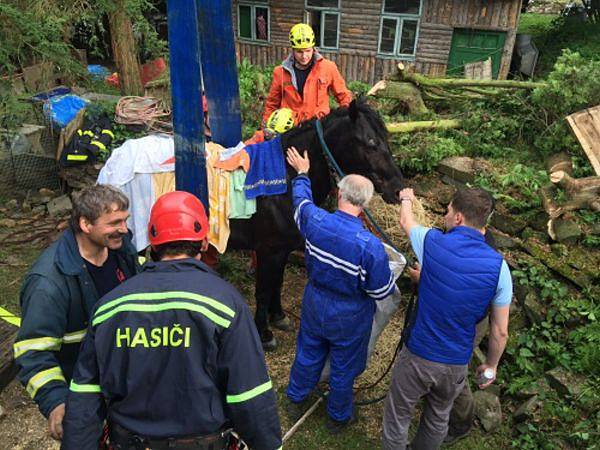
263, 54, 352, 125
244, 130, 266, 146
212, 148, 251, 172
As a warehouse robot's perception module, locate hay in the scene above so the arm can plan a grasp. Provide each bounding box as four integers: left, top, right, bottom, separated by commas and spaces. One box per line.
365, 195, 436, 253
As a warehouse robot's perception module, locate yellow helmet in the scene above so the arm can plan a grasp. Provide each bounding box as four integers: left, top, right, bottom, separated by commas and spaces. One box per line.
289, 23, 315, 49
266, 108, 295, 134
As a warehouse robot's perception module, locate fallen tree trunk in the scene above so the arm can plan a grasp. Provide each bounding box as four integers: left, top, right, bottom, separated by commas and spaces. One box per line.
367, 80, 429, 115
550, 170, 600, 213
394, 63, 546, 89
387, 119, 461, 133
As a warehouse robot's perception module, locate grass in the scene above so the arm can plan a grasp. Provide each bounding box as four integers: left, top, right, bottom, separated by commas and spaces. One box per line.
518, 13, 559, 35
518, 13, 600, 77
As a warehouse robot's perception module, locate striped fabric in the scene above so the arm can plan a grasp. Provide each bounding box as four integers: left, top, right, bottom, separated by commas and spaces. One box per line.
92, 291, 236, 328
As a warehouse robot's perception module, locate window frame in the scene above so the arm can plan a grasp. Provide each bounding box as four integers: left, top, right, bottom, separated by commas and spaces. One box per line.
377, 0, 423, 59
304, 0, 341, 50
238, 2, 271, 44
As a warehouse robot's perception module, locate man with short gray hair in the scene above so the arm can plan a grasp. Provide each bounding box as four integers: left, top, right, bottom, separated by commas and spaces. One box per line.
285, 147, 394, 433
14, 184, 140, 441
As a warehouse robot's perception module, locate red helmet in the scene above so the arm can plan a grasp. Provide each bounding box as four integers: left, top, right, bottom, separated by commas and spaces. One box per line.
148, 191, 209, 246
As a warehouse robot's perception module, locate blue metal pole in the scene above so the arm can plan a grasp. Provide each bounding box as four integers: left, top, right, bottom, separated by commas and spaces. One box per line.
166, 0, 209, 210
197, 0, 243, 147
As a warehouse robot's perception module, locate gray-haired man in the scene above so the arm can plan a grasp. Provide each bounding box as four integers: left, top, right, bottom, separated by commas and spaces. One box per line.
285, 147, 395, 432
13, 185, 140, 441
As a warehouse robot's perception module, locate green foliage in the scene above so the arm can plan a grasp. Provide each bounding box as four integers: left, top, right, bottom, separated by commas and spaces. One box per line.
390, 133, 465, 174
238, 58, 273, 139
527, 16, 600, 77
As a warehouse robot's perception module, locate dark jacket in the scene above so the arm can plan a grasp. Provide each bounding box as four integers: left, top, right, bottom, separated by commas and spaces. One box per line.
61, 258, 282, 450
14, 228, 139, 417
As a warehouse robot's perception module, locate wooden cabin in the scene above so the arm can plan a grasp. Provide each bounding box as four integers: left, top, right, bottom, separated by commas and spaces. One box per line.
231, 0, 522, 83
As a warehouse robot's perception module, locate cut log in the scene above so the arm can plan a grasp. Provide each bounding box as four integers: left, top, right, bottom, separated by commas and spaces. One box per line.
550, 171, 600, 213
395, 63, 546, 89
387, 119, 461, 133
367, 80, 429, 115
108, 0, 143, 96
540, 185, 562, 219
546, 152, 573, 176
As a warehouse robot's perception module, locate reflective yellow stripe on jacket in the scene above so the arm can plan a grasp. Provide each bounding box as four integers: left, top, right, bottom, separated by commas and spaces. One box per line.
26, 366, 65, 399
14, 329, 87, 358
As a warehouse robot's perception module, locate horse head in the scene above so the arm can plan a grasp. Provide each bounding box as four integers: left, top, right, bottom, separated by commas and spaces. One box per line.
323, 97, 405, 203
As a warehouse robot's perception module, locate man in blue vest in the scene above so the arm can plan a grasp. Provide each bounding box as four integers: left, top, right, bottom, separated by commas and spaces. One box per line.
382, 187, 512, 450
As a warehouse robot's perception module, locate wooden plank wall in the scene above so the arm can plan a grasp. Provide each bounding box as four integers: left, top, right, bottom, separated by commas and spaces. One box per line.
232, 0, 521, 83
416, 0, 522, 79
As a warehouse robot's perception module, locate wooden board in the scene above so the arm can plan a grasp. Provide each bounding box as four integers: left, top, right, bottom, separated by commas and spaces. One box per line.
0, 320, 18, 392
566, 105, 600, 176
465, 57, 492, 80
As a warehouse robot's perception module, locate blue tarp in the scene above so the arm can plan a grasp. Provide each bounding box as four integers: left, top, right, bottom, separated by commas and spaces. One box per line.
87, 65, 111, 80
42, 95, 88, 128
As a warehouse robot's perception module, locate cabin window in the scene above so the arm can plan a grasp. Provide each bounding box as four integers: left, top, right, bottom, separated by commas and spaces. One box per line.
238, 2, 270, 43
305, 0, 340, 50
378, 0, 421, 57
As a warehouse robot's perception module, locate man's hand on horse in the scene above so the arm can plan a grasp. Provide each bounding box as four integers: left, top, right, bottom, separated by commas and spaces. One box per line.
286, 146, 310, 175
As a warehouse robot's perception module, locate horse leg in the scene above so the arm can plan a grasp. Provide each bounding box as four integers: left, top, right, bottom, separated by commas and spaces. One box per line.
255, 248, 290, 351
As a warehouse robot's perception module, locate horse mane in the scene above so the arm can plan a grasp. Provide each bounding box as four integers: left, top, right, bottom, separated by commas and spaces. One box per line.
282, 95, 388, 142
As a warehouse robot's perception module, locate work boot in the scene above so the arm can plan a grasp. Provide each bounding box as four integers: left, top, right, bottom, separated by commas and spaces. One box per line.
442, 428, 471, 447
285, 393, 318, 422
270, 313, 294, 332
325, 408, 358, 434
260, 329, 276, 352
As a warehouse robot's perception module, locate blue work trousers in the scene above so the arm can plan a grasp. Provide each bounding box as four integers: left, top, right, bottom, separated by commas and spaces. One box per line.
287, 321, 371, 422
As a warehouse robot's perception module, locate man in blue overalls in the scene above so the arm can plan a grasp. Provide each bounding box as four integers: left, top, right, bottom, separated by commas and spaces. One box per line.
285, 147, 395, 433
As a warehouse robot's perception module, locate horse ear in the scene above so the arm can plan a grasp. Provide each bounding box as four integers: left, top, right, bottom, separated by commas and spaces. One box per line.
348, 99, 358, 122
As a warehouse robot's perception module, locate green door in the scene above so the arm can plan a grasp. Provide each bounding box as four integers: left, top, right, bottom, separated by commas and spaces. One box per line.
447, 28, 507, 79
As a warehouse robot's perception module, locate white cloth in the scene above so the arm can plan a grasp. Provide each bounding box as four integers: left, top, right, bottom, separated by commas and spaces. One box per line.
97, 135, 174, 186
219, 141, 245, 161
119, 173, 153, 251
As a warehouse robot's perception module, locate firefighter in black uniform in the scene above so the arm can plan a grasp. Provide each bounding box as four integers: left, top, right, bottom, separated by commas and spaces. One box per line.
61, 191, 282, 450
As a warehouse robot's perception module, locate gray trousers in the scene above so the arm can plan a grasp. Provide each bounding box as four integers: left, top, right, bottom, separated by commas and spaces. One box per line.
382, 348, 468, 450
447, 316, 490, 436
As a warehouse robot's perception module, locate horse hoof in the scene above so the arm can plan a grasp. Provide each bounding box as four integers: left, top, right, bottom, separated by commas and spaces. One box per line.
270, 315, 294, 332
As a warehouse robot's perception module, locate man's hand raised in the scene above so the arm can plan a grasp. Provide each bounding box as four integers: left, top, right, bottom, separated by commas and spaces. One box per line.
286, 146, 310, 175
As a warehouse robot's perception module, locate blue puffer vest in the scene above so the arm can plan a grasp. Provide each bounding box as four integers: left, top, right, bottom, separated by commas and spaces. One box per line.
407, 226, 503, 365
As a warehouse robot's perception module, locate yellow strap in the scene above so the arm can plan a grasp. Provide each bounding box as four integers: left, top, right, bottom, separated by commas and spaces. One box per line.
67, 154, 88, 161
77, 129, 83, 136
14, 336, 62, 358
138, 256, 147, 265
0, 306, 21, 327
83, 130, 95, 137
62, 329, 87, 344
90, 140, 107, 151
101, 129, 115, 139
26, 366, 65, 399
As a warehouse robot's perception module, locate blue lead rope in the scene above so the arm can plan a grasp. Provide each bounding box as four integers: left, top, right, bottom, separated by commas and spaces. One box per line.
314, 119, 401, 254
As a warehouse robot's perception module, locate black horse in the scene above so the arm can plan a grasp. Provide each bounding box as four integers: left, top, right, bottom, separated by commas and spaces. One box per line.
227, 98, 405, 347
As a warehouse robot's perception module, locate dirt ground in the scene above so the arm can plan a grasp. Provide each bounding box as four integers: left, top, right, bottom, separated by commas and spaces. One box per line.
0, 381, 59, 450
